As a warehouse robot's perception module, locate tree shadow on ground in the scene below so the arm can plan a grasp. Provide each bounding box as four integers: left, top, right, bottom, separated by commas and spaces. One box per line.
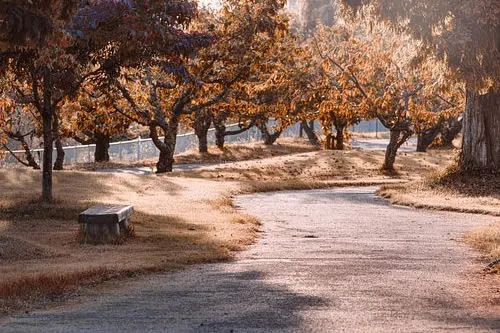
1, 269, 328, 332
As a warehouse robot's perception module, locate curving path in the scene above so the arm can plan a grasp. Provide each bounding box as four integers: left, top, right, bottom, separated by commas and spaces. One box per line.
2, 188, 499, 332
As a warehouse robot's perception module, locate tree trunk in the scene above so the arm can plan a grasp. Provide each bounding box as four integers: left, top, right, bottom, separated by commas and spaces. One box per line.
53, 138, 65, 170
383, 130, 400, 172
155, 116, 179, 174
324, 133, 334, 150
416, 125, 441, 152
259, 123, 282, 146
213, 114, 227, 150
335, 124, 345, 150
24, 144, 40, 169
301, 120, 320, 147
94, 133, 111, 163
10, 132, 40, 169
460, 89, 500, 171
382, 129, 412, 172
440, 118, 462, 147
41, 112, 53, 203
194, 110, 212, 153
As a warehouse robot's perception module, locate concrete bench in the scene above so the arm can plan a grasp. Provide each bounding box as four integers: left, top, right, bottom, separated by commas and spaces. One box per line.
78, 205, 134, 243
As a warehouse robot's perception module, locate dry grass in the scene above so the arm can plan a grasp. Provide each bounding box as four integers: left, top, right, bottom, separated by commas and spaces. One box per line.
464, 224, 500, 260
378, 170, 500, 216
0, 169, 255, 314
242, 179, 407, 194
174, 137, 319, 165
178, 148, 455, 185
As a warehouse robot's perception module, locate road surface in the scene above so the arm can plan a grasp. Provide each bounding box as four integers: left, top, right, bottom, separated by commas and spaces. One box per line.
2, 188, 498, 332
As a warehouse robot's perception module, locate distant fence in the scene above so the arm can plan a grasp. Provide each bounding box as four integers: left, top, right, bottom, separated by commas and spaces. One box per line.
1, 119, 385, 167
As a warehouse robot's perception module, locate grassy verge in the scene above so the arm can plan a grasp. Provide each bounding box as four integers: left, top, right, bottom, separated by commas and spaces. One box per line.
0, 170, 257, 314
378, 170, 500, 216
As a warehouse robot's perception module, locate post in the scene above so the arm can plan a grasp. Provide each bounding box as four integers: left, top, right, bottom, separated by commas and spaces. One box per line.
88, 144, 91, 163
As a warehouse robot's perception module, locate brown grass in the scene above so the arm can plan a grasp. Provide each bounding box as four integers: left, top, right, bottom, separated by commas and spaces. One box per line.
378, 169, 500, 216
178, 147, 455, 185
242, 179, 408, 194
464, 224, 500, 260
0, 169, 253, 314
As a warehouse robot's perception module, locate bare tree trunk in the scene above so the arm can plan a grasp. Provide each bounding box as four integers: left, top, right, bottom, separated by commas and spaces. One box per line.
52, 113, 65, 170
259, 123, 282, 146
53, 138, 65, 170
20, 139, 40, 170
94, 133, 110, 163
440, 118, 462, 148
194, 110, 212, 153
382, 129, 412, 172
460, 89, 500, 171
301, 120, 320, 147
324, 133, 334, 150
213, 113, 227, 150
416, 124, 441, 152
334, 124, 345, 150
41, 112, 53, 202
6, 132, 40, 169
154, 116, 179, 174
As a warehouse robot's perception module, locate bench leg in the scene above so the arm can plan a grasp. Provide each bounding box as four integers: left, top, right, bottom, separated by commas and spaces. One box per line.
85, 223, 120, 243
119, 219, 129, 233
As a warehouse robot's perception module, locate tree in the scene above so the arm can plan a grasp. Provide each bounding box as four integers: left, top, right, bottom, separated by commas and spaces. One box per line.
341, 0, 500, 172
60, 87, 132, 163
311, 22, 462, 171
111, 0, 289, 172
0, 0, 206, 201
0, 0, 77, 51
0, 97, 41, 169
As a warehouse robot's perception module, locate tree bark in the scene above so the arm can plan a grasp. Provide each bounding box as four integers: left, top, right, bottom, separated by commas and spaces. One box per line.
6, 131, 40, 169
41, 112, 53, 202
335, 124, 345, 150
440, 118, 462, 148
94, 133, 110, 163
460, 89, 500, 171
324, 133, 334, 150
153, 116, 180, 174
52, 113, 64, 170
301, 120, 321, 147
53, 138, 65, 170
213, 113, 227, 150
259, 123, 282, 146
416, 124, 441, 152
194, 110, 212, 153
382, 129, 412, 172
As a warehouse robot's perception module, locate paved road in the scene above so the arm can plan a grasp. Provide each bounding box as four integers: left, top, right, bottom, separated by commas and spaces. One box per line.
2, 188, 499, 332
352, 137, 418, 151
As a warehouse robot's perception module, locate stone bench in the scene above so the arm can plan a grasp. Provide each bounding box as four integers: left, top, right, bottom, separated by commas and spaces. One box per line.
78, 205, 134, 243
